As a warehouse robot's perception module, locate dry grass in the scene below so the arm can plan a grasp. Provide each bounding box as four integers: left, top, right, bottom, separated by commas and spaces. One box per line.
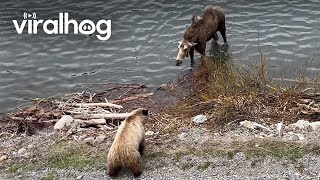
166, 54, 319, 129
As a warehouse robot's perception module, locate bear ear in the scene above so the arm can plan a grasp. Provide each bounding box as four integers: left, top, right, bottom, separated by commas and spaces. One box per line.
142, 109, 148, 116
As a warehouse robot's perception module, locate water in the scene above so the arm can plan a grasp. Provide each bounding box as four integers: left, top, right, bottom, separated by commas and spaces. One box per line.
0, 0, 319, 113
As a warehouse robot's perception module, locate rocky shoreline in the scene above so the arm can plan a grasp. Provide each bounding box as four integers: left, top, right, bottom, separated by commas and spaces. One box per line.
1, 57, 319, 179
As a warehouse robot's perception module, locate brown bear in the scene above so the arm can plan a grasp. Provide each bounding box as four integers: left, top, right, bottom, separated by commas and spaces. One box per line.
175, 5, 227, 66
107, 108, 148, 177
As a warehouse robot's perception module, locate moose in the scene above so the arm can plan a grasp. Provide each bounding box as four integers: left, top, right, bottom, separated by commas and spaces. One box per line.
175, 5, 227, 66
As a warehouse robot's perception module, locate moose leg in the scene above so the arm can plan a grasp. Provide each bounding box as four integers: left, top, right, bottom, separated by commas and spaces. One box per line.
189, 47, 195, 64
195, 44, 206, 57
220, 23, 227, 43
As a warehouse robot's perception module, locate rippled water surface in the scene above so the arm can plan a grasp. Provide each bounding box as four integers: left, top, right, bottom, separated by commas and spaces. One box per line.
0, 0, 319, 113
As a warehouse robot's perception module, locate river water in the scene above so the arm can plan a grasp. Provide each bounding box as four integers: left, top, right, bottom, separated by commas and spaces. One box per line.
0, 0, 319, 113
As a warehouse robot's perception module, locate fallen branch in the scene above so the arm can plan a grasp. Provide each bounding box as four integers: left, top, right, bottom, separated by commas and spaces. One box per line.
111, 93, 153, 104
70, 103, 123, 109
75, 119, 107, 127
73, 113, 130, 120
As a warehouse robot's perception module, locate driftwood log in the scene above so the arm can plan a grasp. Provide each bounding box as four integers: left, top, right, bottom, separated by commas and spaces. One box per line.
73, 113, 130, 120
70, 103, 123, 109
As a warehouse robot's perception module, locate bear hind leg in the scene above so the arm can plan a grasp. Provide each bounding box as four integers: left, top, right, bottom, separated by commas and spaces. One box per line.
128, 156, 143, 177
138, 138, 145, 156
108, 162, 122, 177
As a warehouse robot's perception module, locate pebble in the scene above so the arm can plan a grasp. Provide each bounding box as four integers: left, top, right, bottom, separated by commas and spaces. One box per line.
27, 144, 34, 149
83, 137, 95, 144
289, 134, 299, 141
146, 130, 155, 136
192, 115, 208, 124
78, 135, 88, 140
178, 132, 188, 140
0, 155, 8, 163
18, 147, 27, 155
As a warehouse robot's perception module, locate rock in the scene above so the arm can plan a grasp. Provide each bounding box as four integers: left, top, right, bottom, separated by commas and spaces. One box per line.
178, 132, 188, 140
54, 115, 74, 130
310, 121, 320, 130
27, 144, 34, 149
240, 120, 271, 131
234, 152, 246, 160
145, 130, 155, 136
78, 135, 88, 140
0, 154, 8, 163
18, 147, 27, 155
297, 134, 305, 141
289, 134, 299, 141
76, 175, 83, 180
94, 135, 106, 144
83, 137, 95, 144
288, 120, 310, 130
192, 114, 208, 124
276, 122, 284, 137
256, 134, 265, 139
267, 133, 275, 138
158, 84, 172, 90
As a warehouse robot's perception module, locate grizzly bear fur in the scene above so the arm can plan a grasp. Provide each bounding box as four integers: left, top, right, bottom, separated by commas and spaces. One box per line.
107, 108, 148, 177
176, 5, 227, 66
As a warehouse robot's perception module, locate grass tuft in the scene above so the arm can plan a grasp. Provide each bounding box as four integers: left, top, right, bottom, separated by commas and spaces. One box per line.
167, 54, 319, 128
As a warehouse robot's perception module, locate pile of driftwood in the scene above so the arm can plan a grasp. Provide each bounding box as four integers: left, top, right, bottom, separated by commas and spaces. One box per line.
0, 83, 154, 135
54, 101, 130, 130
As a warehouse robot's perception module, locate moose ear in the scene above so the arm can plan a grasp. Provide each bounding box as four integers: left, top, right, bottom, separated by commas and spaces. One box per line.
189, 42, 197, 46
192, 15, 197, 24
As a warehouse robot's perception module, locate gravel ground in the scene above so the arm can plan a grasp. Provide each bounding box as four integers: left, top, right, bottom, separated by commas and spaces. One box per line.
2, 152, 320, 180
2, 125, 320, 180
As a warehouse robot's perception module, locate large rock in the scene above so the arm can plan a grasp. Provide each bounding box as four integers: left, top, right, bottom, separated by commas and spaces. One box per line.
54, 115, 74, 130
240, 120, 271, 131
94, 135, 106, 144
192, 114, 208, 124
276, 122, 284, 137
288, 120, 310, 130
310, 121, 320, 130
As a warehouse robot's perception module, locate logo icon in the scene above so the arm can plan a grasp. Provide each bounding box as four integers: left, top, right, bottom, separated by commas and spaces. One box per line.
23, 12, 36, 19
13, 12, 111, 41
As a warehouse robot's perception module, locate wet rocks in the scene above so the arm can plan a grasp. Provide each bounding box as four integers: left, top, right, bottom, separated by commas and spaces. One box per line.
54, 115, 74, 130
192, 115, 208, 124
